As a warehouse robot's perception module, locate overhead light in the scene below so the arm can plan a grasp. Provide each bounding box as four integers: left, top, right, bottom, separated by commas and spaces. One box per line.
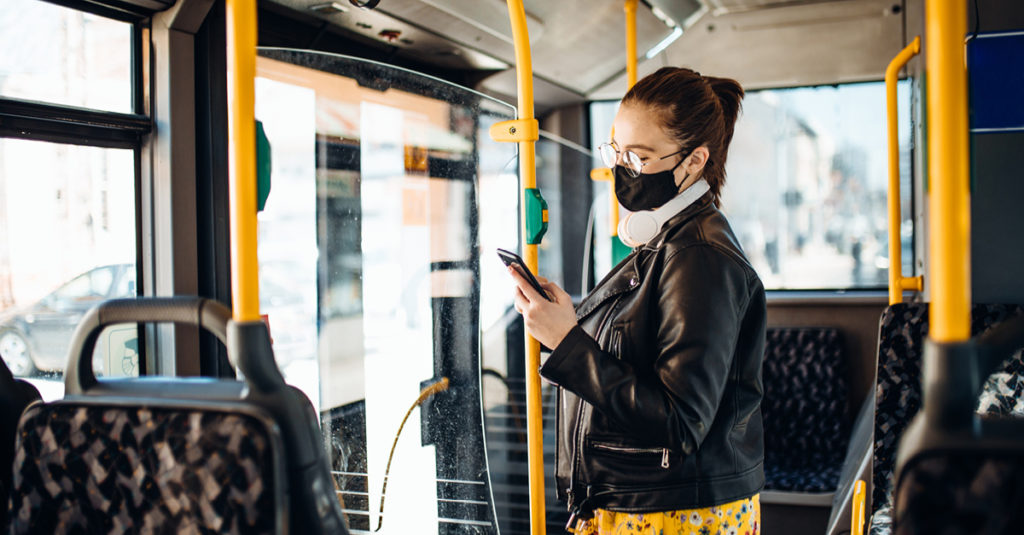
309, 2, 349, 15
645, 26, 682, 59
646, 0, 701, 28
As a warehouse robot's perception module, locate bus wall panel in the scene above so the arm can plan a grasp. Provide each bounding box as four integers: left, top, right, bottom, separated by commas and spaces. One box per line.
967, 2, 1024, 305
971, 132, 1024, 305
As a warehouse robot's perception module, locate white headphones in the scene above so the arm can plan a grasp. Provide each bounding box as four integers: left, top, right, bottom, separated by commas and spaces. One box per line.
617, 178, 710, 247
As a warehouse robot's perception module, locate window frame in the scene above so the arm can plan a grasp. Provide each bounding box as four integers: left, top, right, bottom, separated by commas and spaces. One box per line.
586, 77, 917, 295
0, 2, 150, 374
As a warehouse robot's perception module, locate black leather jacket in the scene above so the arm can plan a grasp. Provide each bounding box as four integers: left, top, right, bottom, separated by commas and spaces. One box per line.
540, 193, 766, 519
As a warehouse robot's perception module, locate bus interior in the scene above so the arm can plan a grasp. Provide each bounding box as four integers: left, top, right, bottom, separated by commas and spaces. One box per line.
2, 0, 1024, 533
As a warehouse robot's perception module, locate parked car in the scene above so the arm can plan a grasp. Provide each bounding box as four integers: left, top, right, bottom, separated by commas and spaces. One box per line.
0, 264, 135, 376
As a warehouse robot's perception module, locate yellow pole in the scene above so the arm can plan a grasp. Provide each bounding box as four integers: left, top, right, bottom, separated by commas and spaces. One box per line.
608, 0, 639, 237
504, 1, 546, 533
226, 0, 260, 322
625, 0, 638, 88
851, 480, 866, 535
926, 0, 970, 342
885, 36, 923, 305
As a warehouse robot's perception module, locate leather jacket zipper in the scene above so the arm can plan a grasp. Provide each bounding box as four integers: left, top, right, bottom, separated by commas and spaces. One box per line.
589, 443, 672, 469
568, 297, 624, 511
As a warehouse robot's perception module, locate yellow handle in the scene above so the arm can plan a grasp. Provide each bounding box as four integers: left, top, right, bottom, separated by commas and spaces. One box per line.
501, 1, 546, 533
624, 0, 638, 88
226, 0, 260, 322
926, 0, 971, 342
852, 479, 866, 535
885, 36, 923, 305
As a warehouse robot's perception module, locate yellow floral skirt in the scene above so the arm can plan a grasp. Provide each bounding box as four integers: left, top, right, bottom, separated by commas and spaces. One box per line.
569, 494, 760, 535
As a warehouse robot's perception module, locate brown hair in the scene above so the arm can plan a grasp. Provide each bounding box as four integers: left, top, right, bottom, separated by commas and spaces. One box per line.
621, 67, 744, 207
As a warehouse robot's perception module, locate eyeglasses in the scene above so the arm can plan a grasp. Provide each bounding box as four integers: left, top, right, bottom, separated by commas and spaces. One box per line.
598, 142, 687, 178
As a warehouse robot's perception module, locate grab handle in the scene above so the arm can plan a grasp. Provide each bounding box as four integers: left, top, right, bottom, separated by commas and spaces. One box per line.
64, 297, 285, 397
886, 36, 924, 305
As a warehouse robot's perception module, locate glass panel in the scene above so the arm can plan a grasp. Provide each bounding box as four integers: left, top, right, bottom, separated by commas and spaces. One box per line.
0, 1, 132, 113
0, 139, 138, 400
588, 81, 914, 290
480, 135, 594, 534
255, 49, 518, 533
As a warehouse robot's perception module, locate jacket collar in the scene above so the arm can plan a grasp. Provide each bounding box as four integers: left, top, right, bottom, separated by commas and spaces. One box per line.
574, 192, 715, 322
641, 192, 715, 251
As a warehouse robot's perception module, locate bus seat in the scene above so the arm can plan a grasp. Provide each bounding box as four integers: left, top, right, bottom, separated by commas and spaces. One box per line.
0, 355, 40, 529
761, 327, 849, 503
892, 310, 1024, 534
871, 302, 930, 524
6, 298, 349, 535
870, 302, 1024, 535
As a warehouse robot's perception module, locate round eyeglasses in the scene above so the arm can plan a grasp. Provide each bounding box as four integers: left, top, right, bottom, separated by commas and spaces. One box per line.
598, 142, 688, 178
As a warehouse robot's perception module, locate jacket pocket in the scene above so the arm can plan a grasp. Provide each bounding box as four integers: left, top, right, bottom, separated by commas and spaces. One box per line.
587, 439, 671, 469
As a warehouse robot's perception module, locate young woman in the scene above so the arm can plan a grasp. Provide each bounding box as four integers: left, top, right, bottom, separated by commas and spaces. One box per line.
509, 67, 765, 534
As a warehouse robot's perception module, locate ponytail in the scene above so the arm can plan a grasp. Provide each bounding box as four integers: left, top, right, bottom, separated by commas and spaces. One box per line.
622, 68, 744, 207
703, 76, 744, 202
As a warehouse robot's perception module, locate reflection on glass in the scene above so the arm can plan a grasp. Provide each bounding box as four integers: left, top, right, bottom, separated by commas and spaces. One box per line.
256, 50, 518, 533
589, 81, 914, 290
0, 139, 137, 400
0, 2, 132, 112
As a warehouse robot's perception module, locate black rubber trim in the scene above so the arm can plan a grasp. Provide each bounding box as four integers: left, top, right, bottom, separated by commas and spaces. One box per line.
0, 98, 150, 149
41, 0, 168, 21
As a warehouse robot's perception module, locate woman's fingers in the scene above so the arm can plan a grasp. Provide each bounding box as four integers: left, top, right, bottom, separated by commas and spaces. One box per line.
507, 266, 544, 302
539, 280, 570, 304
513, 285, 528, 313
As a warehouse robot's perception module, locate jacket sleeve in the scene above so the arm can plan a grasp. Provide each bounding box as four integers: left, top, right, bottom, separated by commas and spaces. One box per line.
539, 244, 751, 454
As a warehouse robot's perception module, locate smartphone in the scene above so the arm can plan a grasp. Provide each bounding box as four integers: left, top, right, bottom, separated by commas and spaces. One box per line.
496, 248, 552, 301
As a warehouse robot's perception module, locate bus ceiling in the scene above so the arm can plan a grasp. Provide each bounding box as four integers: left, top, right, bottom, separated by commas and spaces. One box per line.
258, 0, 911, 110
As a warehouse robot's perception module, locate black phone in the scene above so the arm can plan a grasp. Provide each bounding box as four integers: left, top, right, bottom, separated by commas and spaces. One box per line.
496, 248, 552, 302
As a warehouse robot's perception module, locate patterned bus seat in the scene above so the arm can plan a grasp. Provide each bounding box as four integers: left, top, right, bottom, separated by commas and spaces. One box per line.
762, 327, 848, 494
870, 303, 1024, 535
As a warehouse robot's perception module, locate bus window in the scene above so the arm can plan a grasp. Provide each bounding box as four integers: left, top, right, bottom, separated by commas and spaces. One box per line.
0, 140, 137, 399
589, 80, 914, 290
255, 49, 517, 532
723, 81, 914, 290
0, 1, 132, 113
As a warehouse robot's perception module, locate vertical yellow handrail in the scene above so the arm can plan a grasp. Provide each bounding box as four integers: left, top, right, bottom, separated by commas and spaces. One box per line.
886, 36, 924, 305
226, 0, 260, 322
591, 0, 640, 237
606, 0, 639, 236
503, 1, 546, 533
625, 0, 638, 88
926, 0, 970, 342
851, 480, 866, 535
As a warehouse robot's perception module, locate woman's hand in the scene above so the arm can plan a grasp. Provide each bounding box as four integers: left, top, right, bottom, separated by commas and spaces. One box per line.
509, 266, 578, 350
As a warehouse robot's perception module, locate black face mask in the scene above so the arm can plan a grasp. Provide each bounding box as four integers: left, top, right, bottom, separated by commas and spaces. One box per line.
614, 154, 689, 212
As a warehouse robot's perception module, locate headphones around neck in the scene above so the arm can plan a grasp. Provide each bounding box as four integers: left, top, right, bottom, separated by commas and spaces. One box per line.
617, 179, 710, 247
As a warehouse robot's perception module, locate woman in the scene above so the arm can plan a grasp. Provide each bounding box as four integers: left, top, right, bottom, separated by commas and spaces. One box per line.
509, 67, 766, 535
